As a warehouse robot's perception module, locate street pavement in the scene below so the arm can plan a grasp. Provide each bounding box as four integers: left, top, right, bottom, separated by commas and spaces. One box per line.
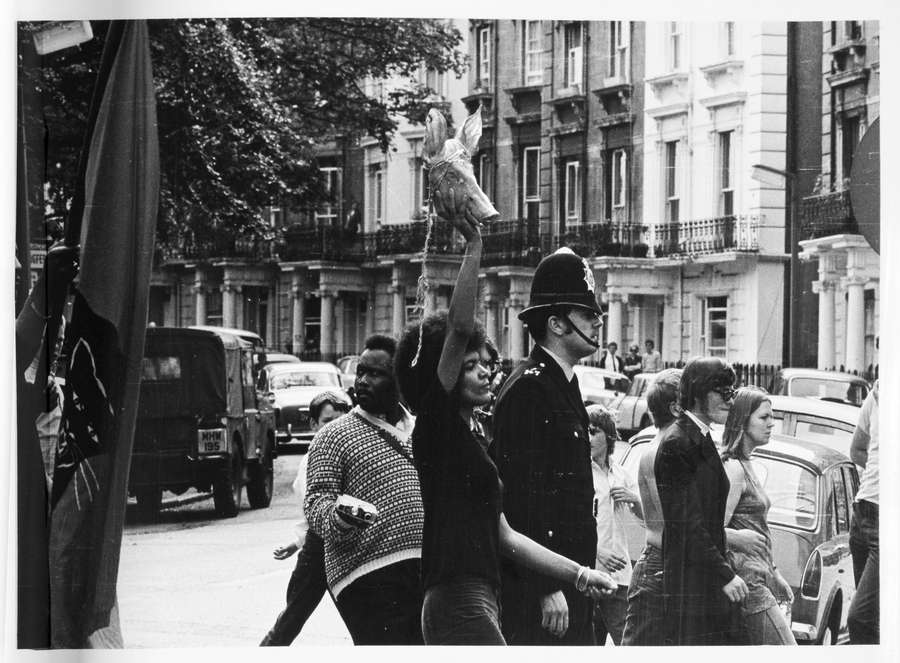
117, 448, 352, 648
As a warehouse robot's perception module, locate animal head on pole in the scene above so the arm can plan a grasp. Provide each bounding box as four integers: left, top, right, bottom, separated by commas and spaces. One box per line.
423, 105, 499, 224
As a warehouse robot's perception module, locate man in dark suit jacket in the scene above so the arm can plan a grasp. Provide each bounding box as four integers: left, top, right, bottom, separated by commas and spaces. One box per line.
598, 341, 624, 373
654, 356, 749, 645
492, 248, 603, 645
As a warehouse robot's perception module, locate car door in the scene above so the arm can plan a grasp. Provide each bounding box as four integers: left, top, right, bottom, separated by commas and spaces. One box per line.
826, 466, 854, 636
794, 416, 855, 457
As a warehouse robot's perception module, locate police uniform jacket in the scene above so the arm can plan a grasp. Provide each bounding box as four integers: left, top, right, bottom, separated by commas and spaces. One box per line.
491, 345, 597, 598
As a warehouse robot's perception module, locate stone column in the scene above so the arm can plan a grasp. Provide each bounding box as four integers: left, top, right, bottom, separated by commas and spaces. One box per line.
482, 276, 501, 350
365, 287, 377, 338
813, 279, 835, 369
222, 279, 237, 328
506, 276, 531, 361
319, 290, 336, 359
390, 265, 406, 336
844, 276, 866, 373
607, 293, 624, 349
291, 273, 306, 355
423, 283, 438, 317
193, 270, 207, 325
334, 294, 345, 356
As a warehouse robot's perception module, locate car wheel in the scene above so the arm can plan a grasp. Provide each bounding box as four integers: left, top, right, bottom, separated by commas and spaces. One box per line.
135, 487, 162, 521
213, 438, 243, 518
247, 451, 274, 509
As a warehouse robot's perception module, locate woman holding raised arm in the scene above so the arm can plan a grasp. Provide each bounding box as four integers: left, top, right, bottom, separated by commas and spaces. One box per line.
396, 188, 617, 645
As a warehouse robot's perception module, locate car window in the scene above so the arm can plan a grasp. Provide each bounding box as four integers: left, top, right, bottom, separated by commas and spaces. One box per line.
750, 457, 818, 530
271, 371, 340, 390
793, 416, 854, 456
788, 377, 868, 405
141, 356, 182, 381
842, 465, 859, 504
830, 468, 850, 535
256, 371, 268, 392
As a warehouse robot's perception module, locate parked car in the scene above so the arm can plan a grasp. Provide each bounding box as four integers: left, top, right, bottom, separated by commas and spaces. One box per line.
130, 327, 277, 519
257, 362, 350, 449
257, 352, 301, 369
769, 368, 869, 407
572, 365, 630, 407
613, 432, 857, 645
336, 354, 359, 390
769, 394, 861, 458
608, 372, 656, 435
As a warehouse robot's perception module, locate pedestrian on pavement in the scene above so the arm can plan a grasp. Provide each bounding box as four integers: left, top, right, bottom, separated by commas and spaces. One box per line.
848, 380, 879, 644
599, 341, 625, 373
621, 368, 681, 645
586, 404, 641, 645
641, 339, 662, 373
721, 387, 796, 645
654, 356, 748, 645
623, 344, 642, 380
304, 334, 423, 645
491, 247, 604, 645
398, 192, 616, 645
260, 391, 351, 646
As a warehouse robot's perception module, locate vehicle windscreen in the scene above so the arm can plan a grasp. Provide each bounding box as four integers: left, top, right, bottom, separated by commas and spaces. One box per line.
578, 371, 629, 393
789, 377, 868, 405
271, 371, 340, 390
750, 457, 818, 530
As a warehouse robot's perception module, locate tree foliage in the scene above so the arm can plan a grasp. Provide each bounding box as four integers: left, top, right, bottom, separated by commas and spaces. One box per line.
19, 18, 466, 243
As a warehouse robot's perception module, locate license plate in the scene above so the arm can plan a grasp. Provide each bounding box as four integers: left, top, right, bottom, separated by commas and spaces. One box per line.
197, 428, 227, 454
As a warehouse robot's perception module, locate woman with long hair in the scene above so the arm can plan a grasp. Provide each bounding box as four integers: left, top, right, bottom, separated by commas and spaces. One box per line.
586, 404, 642, 645
720, 387, 796, 645
398, 189, 616, 645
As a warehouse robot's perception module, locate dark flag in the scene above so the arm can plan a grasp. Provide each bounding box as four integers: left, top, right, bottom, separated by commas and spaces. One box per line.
48, 20, 158, 648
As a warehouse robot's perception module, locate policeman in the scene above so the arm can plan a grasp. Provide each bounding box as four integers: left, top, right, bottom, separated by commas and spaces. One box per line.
492, 247, 603, 645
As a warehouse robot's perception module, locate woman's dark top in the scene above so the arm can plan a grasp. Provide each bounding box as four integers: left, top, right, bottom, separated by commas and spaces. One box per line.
413, 378, 503, 590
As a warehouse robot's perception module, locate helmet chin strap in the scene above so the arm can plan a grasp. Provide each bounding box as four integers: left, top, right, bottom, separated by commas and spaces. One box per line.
562, 313, 601, 349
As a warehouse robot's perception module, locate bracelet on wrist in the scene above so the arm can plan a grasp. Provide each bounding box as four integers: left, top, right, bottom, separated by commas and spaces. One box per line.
574, 565, 590, 592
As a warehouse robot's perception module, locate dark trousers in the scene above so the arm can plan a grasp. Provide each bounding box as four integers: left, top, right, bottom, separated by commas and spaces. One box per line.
260, 531, 328, 646
336, 559, 424, 645
593, 585, 628, 645
422, 578, 505, 645
848, 500, 879, 644
500, 577, 594, 645
621, 545, 667, 645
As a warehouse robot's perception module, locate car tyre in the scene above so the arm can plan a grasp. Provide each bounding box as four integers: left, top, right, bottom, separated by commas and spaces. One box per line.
135, 487, 162, 521
247, 449, 274, 509
213, 438, 243, 518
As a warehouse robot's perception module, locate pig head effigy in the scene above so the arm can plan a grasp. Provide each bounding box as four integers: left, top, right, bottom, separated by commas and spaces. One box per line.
423, 106, 499, 223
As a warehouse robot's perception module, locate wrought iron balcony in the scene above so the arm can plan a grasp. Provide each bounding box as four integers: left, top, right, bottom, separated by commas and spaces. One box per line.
553, 221, 650, 258
157, 232, 279, 264
371, 220, 465, 258
799, 189, 858, 240
481, 219, 545, 267
652, 214, 758, 257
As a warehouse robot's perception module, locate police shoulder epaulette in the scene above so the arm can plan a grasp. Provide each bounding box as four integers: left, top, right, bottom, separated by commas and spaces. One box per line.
522, 361, 547, 377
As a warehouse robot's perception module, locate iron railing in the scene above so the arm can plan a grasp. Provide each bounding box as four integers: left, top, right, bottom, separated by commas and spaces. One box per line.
799, 189, 858, 239
652, 215, 758, 257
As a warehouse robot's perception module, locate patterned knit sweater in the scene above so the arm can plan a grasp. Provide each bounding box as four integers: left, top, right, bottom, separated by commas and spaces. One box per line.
304, 406, 423, 597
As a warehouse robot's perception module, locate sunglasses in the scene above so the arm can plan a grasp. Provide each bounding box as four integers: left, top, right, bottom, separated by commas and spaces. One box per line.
713, 386, 737, 402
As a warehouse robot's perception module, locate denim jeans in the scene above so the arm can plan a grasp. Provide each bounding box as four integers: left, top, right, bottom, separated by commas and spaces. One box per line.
422, 578, 505, 645
593, 585, 628, 645
744, 605, 796, 645
848, 500, 879, 644
621, 545, 666, 646
260, 531, 328, 646
336, 559, 424, 645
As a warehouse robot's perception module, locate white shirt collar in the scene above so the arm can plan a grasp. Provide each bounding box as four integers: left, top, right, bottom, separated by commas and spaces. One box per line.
354, 404, 415, 442
541, 345, 575, 382
684, 409, 711, 437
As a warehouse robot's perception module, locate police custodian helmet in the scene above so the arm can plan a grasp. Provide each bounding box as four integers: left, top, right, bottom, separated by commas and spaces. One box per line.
518, 247, 603, 321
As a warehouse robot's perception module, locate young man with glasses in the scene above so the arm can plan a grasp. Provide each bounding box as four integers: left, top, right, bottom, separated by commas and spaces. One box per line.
654, 357, 748, 645
492, 247, 605, 645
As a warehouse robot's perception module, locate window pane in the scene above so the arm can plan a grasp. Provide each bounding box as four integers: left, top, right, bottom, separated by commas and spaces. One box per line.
751, 458, 818, 530
524, 148, 539, 197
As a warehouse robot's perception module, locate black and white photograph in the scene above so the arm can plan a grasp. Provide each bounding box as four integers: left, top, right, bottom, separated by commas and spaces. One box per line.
5, 1, 897, 658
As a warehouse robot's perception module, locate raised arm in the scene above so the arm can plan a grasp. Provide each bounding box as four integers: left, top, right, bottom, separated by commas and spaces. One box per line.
433, 187, 485, 394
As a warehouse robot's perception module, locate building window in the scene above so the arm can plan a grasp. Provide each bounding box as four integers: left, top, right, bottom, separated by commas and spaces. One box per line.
206, 289, 223, 326
667, 22, 682, 70
412, 159, 428, 218
840, 115, 861, 185
475, 152, 493, 202
609, 21, 628, 80
315, 167, 342, 225
723, 22, 736, 57
564, 22, 583, 88
718, 131, 734, 216
477, 26, 491, 88
522, 146, 540, 221
664, 140, 680, 222
424, 67, 446, 98
524, 20, 542, 85
265, 205, 284, 228
845, 21, 862, 41
564, 160, 581, 225
612, 149, 627, 209
370, 165, 385, 226
702, 295, 728, 357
